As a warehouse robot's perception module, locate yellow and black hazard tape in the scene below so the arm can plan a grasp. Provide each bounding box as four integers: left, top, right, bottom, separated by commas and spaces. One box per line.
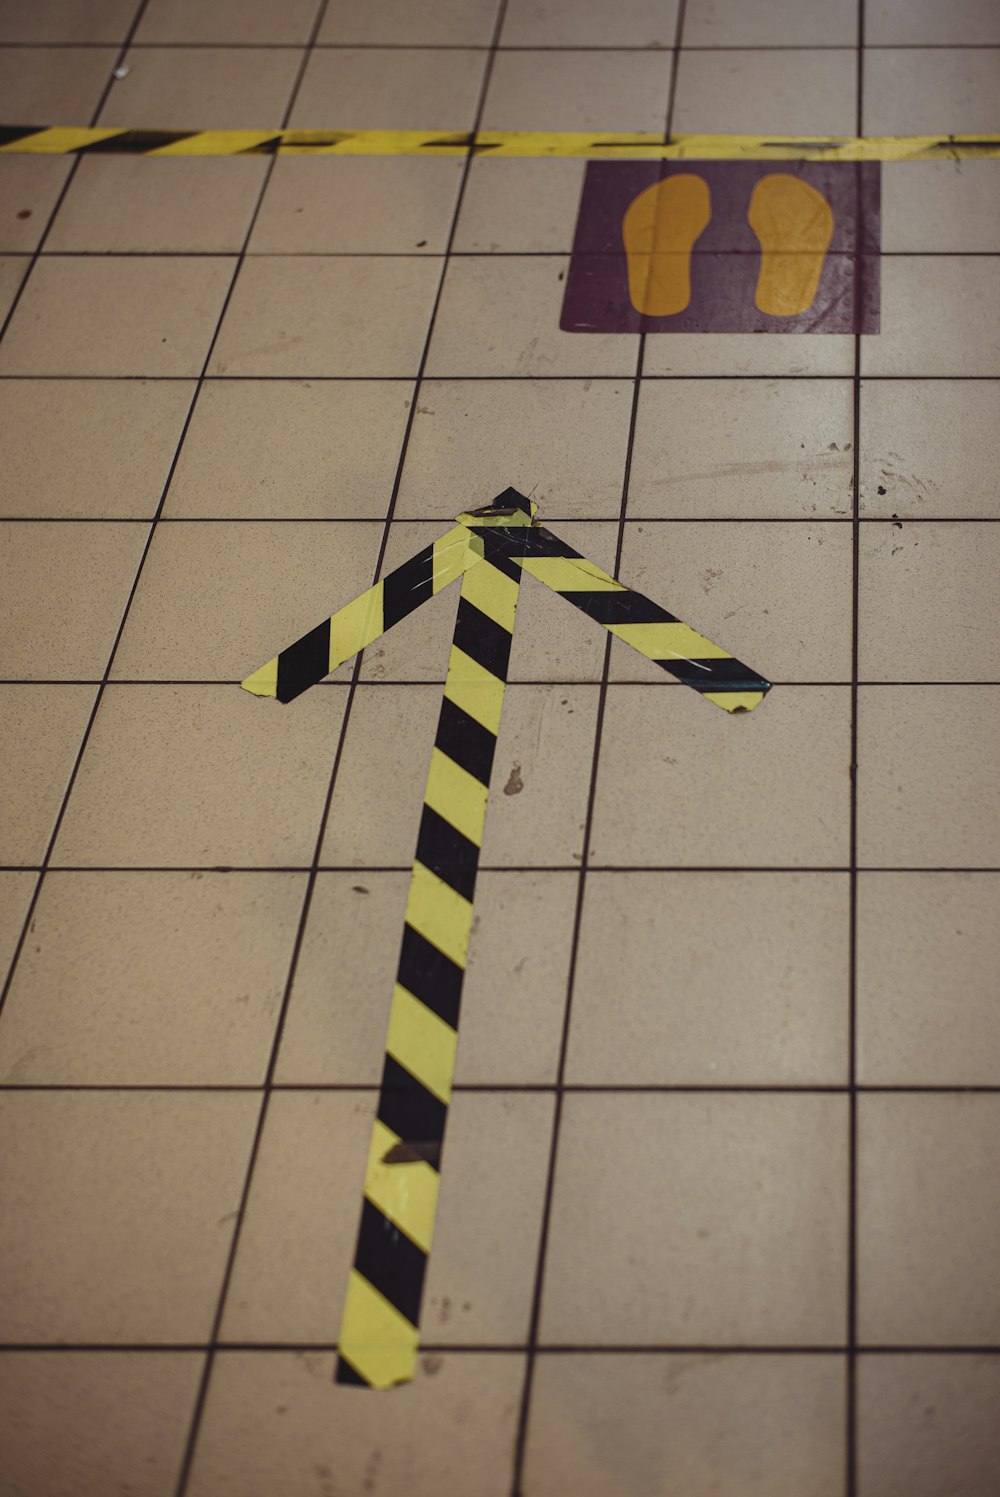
3, 124, 1000, 160
243, 488, 770, 1389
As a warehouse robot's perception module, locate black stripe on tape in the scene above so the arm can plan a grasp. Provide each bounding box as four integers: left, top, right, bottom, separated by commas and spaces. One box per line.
334, 1356, 368, 1386
381, 543, 437, 630
397, 926, 463, 1029
0, 125, 47, 147
377, 1055, 448, 1154
664, 657, 771, 688
78, 130, 199, 153
559, 589, 674, 626
453, 597, 513, 678
435, 697, 496, 787
275, 618, 331, 702
415, 805, 479, 902
355, 1198, 426, 1326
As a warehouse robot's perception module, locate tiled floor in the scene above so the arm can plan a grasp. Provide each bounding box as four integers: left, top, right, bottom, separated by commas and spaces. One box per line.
1, 1, 999, 1495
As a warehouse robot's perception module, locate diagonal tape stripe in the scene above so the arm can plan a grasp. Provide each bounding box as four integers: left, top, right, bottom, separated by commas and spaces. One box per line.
518, 555, 625, 592
442, 647, 507, 735
338, 1268, 420, 1391
364, 1117, 440, 1252
405, 861, 474, 970
454, 597, 514, 678
607, 620, 730, 661
385, 983, 458, 1107
275, 618, 331, 704
397, 925, 463, 1030
377, 1054, 448, 1148
415, 802, 479, 901
355, 1197, 426, 1326
459, 556, 520, 631
424, 748, 489, 848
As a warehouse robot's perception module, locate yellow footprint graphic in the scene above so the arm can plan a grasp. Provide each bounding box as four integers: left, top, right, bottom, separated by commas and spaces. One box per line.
747, 173, 835, 317
622, 173, 711, 317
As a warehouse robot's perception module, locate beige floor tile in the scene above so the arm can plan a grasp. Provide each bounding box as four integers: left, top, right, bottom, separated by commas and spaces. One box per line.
858, 1094, 1000, 1344
684, 0, 857, 45
0, 870, 36, 978
629, 379, 855, 519
426, 256, 640, 377
111, 520, 382, 681
359, 519, 616, 682
187, 1351, 524, 1497
2, 522, 146, 678
0, 379, 193, 520
222, 1090, 554, 1344
857, 873, 1000, 1085
289, 48, 488, 130
590, 687, 851, 868
863, 48, 1000, 134
0, 157, 72, 252
541, 1093, 848, 1344
0, 685, 96, 865
52, 684, 347, 867
859, 522, 1000, 681
98, 46, 303, 130
0, 46, 117, 124
0, 252, 28, 319
525, 1353, 846, 1497
866, 0, 1000, 44
567, 871, 849, 1085
137, 0, 323, 43
46, 157, 268, 254
0, 1351, 202, 1497
861, 257, 1000, 378
163, 379, 407, 519
0, 871, 306, 1085
453, 158, 587, 253
0, 257, 235, 377
0, 1092, 258, 1342
322, 683, 599, 866
672, 49, 858, 134
857, 686, 1000, 868
642, 334, 856, 378
396, 379, 633, 519
249, 157, 464, 254
859, 380, 1000, 519
882, 161, 1000, 253
612, 521, 852, 683
501, 0, 679, 45
480, 50, 672, 133
209, 256, 440, 377
320, 0, 497, 43
276, 869, 575, 1084
0, 0, 136, 42
857, 1354, 1000, 1497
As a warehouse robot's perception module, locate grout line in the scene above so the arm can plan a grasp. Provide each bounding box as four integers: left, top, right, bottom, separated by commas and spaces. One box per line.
169, 3, 515, 1486
3, 1082, 1000, 1094
847, 6, 866, 1492
1, 40, 999, 51
8, 864, 1000, 875
2, 372, 1000, 383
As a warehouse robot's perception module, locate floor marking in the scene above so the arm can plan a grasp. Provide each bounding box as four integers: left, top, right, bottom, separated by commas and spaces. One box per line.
1, 126, 998, 159
562, 161, 881, 334
243, 489, 771, 1390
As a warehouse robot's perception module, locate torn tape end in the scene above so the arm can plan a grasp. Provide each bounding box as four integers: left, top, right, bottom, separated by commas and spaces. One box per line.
706, 688, 770, 714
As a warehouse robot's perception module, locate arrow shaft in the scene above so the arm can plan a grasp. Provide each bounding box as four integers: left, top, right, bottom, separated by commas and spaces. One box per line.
335, 549, 523, 1389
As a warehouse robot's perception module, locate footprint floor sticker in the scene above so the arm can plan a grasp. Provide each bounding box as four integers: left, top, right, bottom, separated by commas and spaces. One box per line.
561, 160, 880, 334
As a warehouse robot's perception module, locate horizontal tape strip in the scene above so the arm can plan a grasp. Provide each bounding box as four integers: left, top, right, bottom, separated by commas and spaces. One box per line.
2, 125, 998, 159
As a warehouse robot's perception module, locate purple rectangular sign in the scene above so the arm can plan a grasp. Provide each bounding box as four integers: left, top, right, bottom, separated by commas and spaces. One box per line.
560, 160, 880, 335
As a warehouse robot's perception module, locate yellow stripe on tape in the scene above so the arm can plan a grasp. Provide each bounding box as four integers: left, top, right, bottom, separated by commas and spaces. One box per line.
703, 690, 767, 714
429, 526, 478, 594
459, 556, 520, 632
2, 128, 999, 160
608, 620, 732, 662
385, 983, 458, 1106
364, 1116, 440, 1252
405, 860, 474, 969
424, 748, 490, 848
442, 646, 507, 734
518, 555, 624, 592
338, 1269, 420, 1390
328, 586, 384, 673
